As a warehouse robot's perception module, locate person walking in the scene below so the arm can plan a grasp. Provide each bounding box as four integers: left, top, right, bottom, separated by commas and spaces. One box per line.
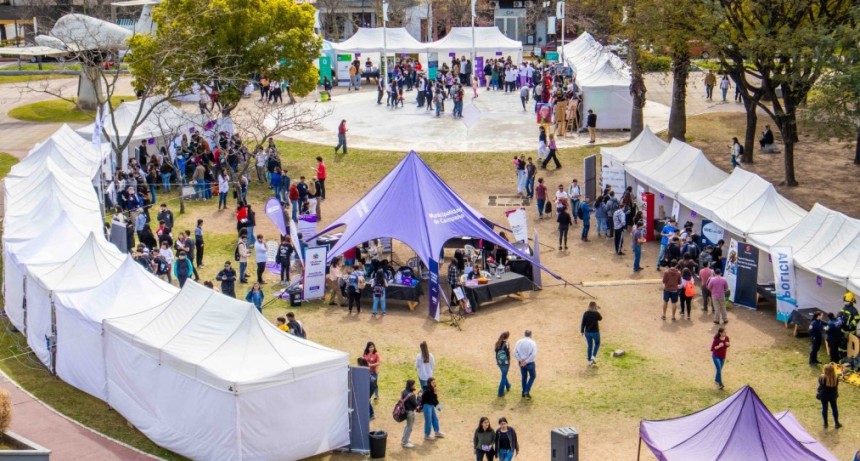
581, 301, 602, 367
730, 137, 742, 169
474, 417, 496, 461
720, 75, 731, 102
661, 260, 682, 321
334, 120, 348, 154
613, 205, 626, 254
699, 261, 714, 312
632, 220, 645, 272
579, 197, 592, 242
327, 257, 344, 306
363, 342, 381, 400
535, 178, 547, 219
400, 380, 420, 448
371, 269, 388, 317
704, 70, 716, 100
557, 205, 572, 250
416, 341, 435, 388
173, 251, 193, 288
421, 377, 445, 440
809, 312, 824, 365
710, 327, 730, 390
245, 283, 264, 313
494, 417, 519, 461
494, 332, 512, 397
514, 330, 537, 399
707, 268, 729, 324
818, 363, 842, 429
541, 134, 561, 169
586, 109, 597, 144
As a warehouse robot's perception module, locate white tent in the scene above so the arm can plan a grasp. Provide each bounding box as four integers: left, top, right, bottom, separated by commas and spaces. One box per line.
678, 168, 807, 240
601, 125, 669, 166
561, 32, 600, 58
53, 257, 179, 400
426, 27, 523, 64
4, 158, 101, 216
748, 204, 859, 311
577, 60, 633, 130
626, 139, 729, 198
13, 125, 107, 179
103, 281, 350, 461
25, 233, 125, 368
76, 99, 206, 148
332, 27, 427, 53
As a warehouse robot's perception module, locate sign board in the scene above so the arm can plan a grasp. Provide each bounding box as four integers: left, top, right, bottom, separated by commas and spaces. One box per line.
726, 239, 759, 309
318, 56, 332, 85
302, 246, 328, 300
770, 246, 797, 322
546, 51, 559, 62
336, 54, 353, 84
600, 164, 625, 196
671, 200, 681, 222
583, 155, 597, 202
701, 219, 724, 248
428, 52, 438, 80
298, 214, 318, 243
504, 208, 529, 243
429, 258, 440, 320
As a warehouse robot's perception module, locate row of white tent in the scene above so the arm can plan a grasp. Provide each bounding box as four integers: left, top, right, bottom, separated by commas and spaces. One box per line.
2, 113, 349, 458
602, 127, 858, 313
561, 32, 633, 130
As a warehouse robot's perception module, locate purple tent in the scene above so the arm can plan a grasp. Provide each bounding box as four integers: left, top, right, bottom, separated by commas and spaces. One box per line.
774, 411, 838, 461
310, 151, 562, 319
639, 386, 835, 461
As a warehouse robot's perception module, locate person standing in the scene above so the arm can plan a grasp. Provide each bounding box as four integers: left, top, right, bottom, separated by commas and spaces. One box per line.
194, 219, 204, 268
809, 312, 824, 366
276, 236, 294, 285
579, 197, 592, 242
699, 261, 714, 312
657, 218, 677, 270
315, 156, 327, 200
661, 260, 682, 321
586, 109, 597, 144
346, 265, 363, 314
400, 380, 420, 448
525, 158, 536, 199
245, 283, 264, 313
818, 363, 842, 429
217, 170, 230, 210
613, 206, 626, 255
535, 178, 547, 219
254, 234, 267, 284
363, 342, 381, 400
217, 261, 237, 298
474, 417, 496, 461
731, 137, 742, 169
704, 70, 716, 100
494, 332, 512, 397
237, 235, 250, 284
581, 301, 602, 367
416, 341, 435, 388
327, 257, 344, 306
494, 417, 519, 461
557, 205, 572, 250
245, 205, 257, 248
173, 251, 193, 288
679, 268, 695, 320
632, 220, 645, 272
421, 378, 445, 440
371, 269, 388, 317
825, 313, 843, 364
720, 75, 731, 102
335, 120, 348, 154
711, 327, 730, 390
514, 330, 537, 399
707, 268, 729, 324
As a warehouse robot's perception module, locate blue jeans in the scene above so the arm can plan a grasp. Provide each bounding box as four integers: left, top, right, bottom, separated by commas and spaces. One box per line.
536, 199, 545, 217
520, 362, 536, 396
712, 355, 724, 385
423, 404, 440, 436
596, 217, 608, 235
585, 332, 600, 361
150, 185, 157, 203
273, 185, 281, 199
335, 133, 347, 153
657, 243, 667, 267
526, 177, 535, 197
161, 173, 171, 192
218, 191, 227, 209
246, 226, 255, 247
497, 363, 511, 396
203, 181, 212, 199
239, 262, 247, 282
633, 244, 642, 270
498, 448, 514, 461
372, 292, 386, 314
581, 220, 591, 239
291, 200, 299, 222
194, 179, 204, 199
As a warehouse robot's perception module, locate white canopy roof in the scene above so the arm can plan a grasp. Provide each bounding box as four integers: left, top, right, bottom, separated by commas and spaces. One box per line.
426, 27, 523, 54
76, 98, 206, 145
50, 14, 132, 51
28, 233, 125, 292
4, 213, 96, 268
0, 46, 69, 57
748, 204, 859, 285
3, 159, 101, 219
332, 27, 426, 53
562, 32, 600, 56
105, 281, 348, 392
14, 125, 107, 179
577, 59, 631, 88
626, 139, 729, 198
678, 168, 807, 240
601, 126, 668, 165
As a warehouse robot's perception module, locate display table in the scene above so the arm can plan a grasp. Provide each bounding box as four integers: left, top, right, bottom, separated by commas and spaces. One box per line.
508, 259, 533, 281
463, 272, 533, 311
757, 283, 776, 306
362, 282, 424, 310
787, 307, 824, 337
316, 233, 342, 250
443, 236, 481, 250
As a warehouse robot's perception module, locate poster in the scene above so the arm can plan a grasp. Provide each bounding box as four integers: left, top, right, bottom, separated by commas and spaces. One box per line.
298, 214, 318, 243
671, 200, 681, 221
302, 246, 328, 300
264, 198, 287, 236
701, 219, 724, 248
429, 258, 440, 321
600, 164, 626, 195
726, 239, 759, 309
505, 208, 529, 243
725, 239, 739, 301
771, 246, 797, 322
290, 219, 303, 265
428, 52, 438, 80
336, 54, 353, 85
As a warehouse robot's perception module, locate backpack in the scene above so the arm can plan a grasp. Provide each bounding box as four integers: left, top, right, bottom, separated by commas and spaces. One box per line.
544, 202, 552, 214
154, 256, 169, 275
373, 284, 385, 297
415, 390, 424, 413
737, 144, 745, 157
392, 394, 410, 422
684, 279, 696, 298
577, 204, 584, 220
234, 244, 241, 261
496, 347, 509, 365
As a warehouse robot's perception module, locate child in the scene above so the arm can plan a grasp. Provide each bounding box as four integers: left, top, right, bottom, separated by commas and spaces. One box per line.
434, 88, 444, 117
472, 75, 479, 98
276, 316, 289, 332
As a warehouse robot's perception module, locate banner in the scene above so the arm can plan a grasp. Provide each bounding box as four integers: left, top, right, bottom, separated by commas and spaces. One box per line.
725, 239, 739, 302
290, 219, 303, 265
302, 246, 328, 300
726, 239, 759, 308
298, 214, 318, 243
428, 52, 438, 80
671, 200, 681, 222
532, 231, 542, 289
600, 164, 625, 195
701, 219, 724, 248
429, 258, 440, 321
771, 246, 797, 322
505, 208, 529, 243
264, 198, 288, 237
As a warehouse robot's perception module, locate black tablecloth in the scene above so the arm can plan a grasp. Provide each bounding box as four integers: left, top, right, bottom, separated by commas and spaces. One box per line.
463, 272, 533, 310
508, 259, 533, 281
757, 283, 776, 305
316, 234, 342, 250
443, 237, 481, 250
789, 307, 824, 331
361, 283, 424, 302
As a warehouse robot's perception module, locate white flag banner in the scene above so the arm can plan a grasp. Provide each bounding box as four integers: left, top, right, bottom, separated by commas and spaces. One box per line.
771, 246, 798, 322
556, 1, 564, 18
302, 246, 328, 301
290, 219, 303, 265
505, 208, 529, 243
471, 0, 477, 17
383, 2, 389, 21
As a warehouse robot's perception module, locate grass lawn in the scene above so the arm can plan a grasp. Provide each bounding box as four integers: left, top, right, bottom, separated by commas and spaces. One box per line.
0, 152, 19, 179
7, 95, 135, 123
0, 74, 74, 84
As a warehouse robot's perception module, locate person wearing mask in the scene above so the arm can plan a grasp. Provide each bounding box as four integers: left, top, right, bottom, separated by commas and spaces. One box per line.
514, 330, 537, 399
474, 417, 496, 461
254, 234, 267, 284
557, 205, 572, 250
399, 380, 420, 449
245, 283, 264, 313
494, 417, 519, 461
661, 260, 682, 321
817, 363, 841, 429
707, 268, 729, 324
494, 332, 512, 397
415, 341, 435, 388
276, 236, 294, 285
710, 327, 730, 390
581, 301, 602, 367
217, 261, 237, 298
371, 269, 388, 317
421, 377, 445, 440
809, 311, 824, 366
363, 342, 381, 400
173, 251, 193, 288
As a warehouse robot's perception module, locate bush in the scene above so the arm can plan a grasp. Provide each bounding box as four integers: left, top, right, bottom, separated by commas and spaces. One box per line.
639, 52, 671, 73
0, 389, 12, 433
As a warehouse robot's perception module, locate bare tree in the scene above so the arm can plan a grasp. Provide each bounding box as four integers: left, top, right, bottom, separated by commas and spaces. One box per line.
317, 0, 346, 39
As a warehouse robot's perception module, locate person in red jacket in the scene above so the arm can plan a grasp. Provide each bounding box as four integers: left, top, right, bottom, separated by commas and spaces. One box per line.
315, 156, 327, 200
288, 183, 300, 222
710, 327, 730, 390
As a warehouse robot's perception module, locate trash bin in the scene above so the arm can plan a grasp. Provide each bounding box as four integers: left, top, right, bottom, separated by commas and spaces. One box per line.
369, 430, 387, 459
288, 288, 302, 307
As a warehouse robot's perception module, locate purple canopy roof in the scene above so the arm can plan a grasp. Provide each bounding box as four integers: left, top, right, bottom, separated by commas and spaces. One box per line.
773, 411, 838, 461
640, 386, 834, 461
311, 151, 561, 281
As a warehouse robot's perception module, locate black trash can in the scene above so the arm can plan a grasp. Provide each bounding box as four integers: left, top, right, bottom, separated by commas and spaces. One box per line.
288, 288, 302, 307
369, 430, 387, 459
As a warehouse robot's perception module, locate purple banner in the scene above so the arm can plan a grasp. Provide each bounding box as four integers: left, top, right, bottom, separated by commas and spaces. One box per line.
429, 258, 440, 320
264, 198, 288, 237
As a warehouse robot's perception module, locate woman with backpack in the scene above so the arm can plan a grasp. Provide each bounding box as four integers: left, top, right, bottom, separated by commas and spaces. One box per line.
346, 265, 364, 314
817, 363, 842, 429
398, 380, 420, 448
494, 417, 519, 461
495, 332, 512, 397
157, 241, 174, 283
679, 268, 695, 320
371, 269, 388, 317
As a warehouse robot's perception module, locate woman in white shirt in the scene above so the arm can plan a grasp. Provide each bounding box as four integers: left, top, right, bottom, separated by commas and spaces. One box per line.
568, 179, 582, 223
416, 341, 435, 388
217, 170, 230, 211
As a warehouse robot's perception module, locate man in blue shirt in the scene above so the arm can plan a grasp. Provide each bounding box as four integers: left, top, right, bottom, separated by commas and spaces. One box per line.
657, 218, 676, 271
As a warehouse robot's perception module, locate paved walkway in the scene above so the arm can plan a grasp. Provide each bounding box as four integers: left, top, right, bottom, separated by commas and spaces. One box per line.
0, 371, 158, 461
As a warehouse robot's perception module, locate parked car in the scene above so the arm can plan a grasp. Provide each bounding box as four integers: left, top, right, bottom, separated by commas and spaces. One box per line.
687, 40, 713, 59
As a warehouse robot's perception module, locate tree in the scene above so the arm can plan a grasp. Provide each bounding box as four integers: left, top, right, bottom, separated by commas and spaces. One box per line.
707, 0, 858, 186
316, 0, 346, 39
624, 2, 647, 139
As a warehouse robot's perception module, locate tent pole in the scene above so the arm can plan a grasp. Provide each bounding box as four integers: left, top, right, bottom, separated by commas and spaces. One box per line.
636, 437, 641, 461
